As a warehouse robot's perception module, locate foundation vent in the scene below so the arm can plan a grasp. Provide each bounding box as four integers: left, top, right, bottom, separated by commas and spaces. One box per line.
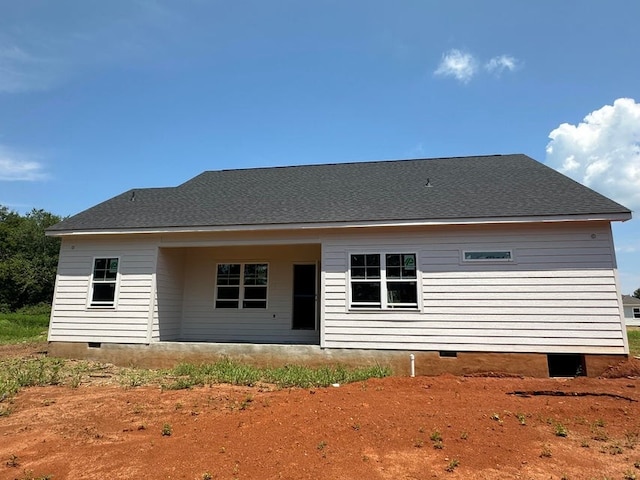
547, 354, 585, 377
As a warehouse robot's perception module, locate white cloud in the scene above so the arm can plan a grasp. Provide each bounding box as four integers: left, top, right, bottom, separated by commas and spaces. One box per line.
434, 49, 520, 84
546, 98, 640, 211
0, 146, 47, 181
0, 45, 63, 93
434, 49, 477, 84
485, 55, 517, 75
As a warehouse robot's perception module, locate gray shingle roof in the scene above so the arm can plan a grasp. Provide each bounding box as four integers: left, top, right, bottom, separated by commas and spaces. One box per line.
47, 154, 631, 233
622, 295, 640, 306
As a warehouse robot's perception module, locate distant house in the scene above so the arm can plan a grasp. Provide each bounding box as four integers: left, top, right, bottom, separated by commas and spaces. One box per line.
46, 154, 632, 377
622, 295, 640, 327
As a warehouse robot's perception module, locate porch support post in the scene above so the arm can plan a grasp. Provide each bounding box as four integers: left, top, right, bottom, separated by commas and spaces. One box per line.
146, 271, 157, 344
146, 246, 159, 344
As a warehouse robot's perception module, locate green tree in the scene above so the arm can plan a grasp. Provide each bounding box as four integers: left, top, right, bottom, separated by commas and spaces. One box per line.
633, 288, 640, 300
0, 206, 62, 311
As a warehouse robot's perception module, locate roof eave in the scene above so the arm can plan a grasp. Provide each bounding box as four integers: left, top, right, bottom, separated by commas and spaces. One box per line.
45, 212, 632, 237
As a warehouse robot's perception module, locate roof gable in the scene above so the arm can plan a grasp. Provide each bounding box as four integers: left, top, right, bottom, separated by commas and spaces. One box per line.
622, 295, 640, 306
47, 154, 632, 233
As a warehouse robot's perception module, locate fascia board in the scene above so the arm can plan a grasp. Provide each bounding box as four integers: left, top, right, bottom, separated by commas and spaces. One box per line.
46, 212, 632, 237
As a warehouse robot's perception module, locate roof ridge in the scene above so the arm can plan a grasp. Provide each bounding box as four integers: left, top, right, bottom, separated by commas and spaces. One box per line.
200, 153, 515, 174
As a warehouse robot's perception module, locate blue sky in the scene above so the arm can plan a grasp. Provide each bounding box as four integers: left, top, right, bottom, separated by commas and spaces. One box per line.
1, 1, 638, 293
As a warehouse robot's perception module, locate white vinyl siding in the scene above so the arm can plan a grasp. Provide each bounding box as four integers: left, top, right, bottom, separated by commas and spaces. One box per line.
321, 222, 626, 354
48, 221, 627, 354
49, 236, 158, 343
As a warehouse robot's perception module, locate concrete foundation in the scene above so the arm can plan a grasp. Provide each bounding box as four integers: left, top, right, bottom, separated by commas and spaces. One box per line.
47, 341, 627, 378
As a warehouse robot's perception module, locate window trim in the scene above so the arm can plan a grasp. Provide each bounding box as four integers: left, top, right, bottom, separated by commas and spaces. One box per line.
462, 249, 514, 263
87, 256, 120, 309
348, 252, 420, 311
214, 262, 269, 309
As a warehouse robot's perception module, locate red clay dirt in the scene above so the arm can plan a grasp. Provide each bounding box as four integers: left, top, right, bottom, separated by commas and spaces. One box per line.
1, 345, 640, 480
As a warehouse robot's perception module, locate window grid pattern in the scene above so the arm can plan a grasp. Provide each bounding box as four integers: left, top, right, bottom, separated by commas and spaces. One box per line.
90, 257, 119, 307
350, 254, 381, 308
350, 253, 418, 309
215, 263, 268, 309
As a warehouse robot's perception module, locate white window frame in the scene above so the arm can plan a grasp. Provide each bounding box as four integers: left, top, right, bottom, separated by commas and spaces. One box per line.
88, 256, 120, 309
462, 250, 514, 262
633, 307, 640, 319
348, 252, 420, 310
214, 262, 269, 309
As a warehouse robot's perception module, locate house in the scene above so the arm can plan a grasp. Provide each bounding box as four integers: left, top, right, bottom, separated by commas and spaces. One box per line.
46, 154, 633, 377
622, 295, 640, 327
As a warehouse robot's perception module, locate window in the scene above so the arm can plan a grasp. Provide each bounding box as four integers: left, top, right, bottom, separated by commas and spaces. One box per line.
215, 263, 268, 309
634, 307, 640, 319
350, 253, 418, 309
215, 264, 241, 308
463, 250, 512, 261
90, 257, 119, 307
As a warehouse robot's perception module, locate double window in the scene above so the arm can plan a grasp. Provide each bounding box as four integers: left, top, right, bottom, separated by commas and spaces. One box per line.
90, 257, 119, 307
216, 263, 268, 309
634, 307, 640, 319
350, 253, 418, 309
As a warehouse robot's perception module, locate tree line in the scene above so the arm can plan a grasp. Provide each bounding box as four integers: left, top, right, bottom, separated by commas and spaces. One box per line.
0, 205, 62, 312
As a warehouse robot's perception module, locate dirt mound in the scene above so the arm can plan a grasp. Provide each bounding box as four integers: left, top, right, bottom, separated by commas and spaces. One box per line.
599, 356, 640, 378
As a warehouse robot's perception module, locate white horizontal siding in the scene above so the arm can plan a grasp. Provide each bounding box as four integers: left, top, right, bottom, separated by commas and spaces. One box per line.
332, 320, 621, 329
320, 222, 627, 354
323, 342, 620, 354
329, 328, 622, 339
49, 236, 158, 343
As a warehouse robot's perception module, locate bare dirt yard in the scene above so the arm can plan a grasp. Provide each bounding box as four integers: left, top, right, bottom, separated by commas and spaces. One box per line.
1, 343, 640, 480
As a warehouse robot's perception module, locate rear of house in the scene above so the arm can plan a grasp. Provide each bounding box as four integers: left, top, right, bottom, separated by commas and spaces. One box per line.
46, 154, 633, 376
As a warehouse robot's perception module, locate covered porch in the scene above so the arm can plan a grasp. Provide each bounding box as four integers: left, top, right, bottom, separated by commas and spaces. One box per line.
154, 243, 322, 345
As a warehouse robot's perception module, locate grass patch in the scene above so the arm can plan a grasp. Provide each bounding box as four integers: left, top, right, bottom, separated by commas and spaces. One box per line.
0, 357, 63, 402
164, 358, 391, 390
265, 363, 390, 388
0, 312, 49, 344
628, 328, 640, 357
1, 355, 392, 407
